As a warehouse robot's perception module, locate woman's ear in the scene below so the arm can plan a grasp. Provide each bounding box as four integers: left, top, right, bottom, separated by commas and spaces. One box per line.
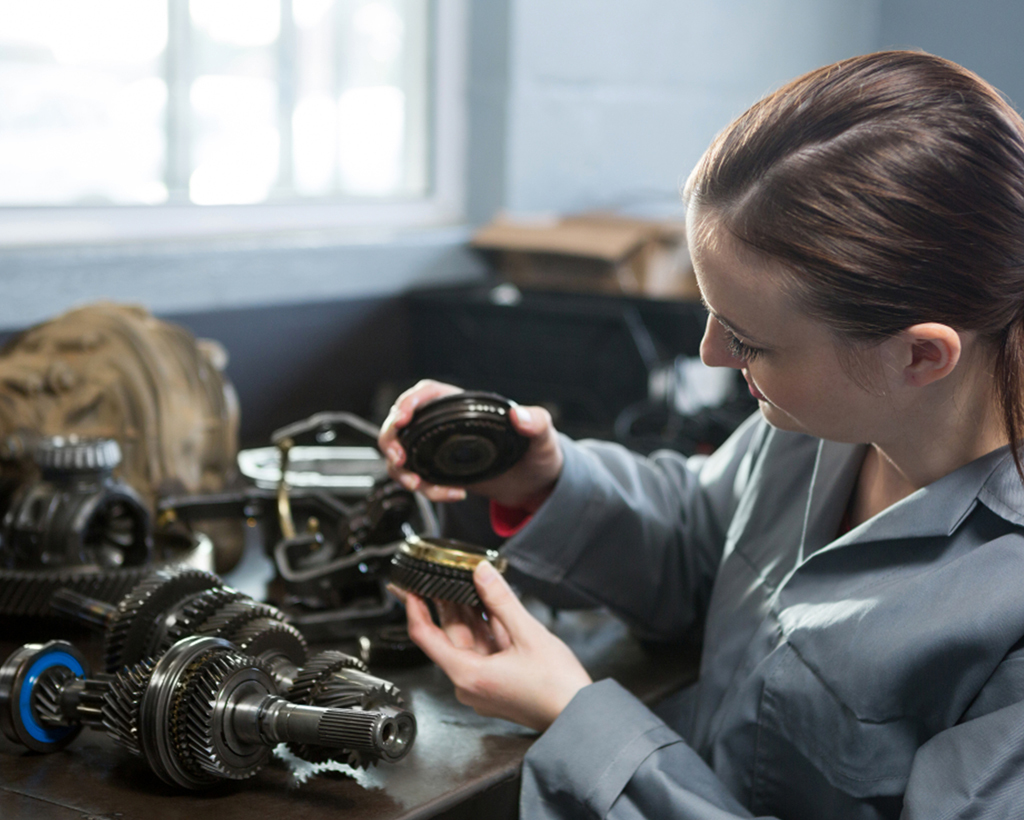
897, 323, 962, 387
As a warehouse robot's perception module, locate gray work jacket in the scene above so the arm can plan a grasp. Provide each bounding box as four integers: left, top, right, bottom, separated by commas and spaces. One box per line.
502, 414, 1024, 819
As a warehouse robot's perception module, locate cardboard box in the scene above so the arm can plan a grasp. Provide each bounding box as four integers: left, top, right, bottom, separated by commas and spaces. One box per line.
471, 212, 698, 299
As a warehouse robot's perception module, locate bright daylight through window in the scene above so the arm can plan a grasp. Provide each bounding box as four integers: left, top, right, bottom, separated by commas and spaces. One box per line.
0, 0, 430, 208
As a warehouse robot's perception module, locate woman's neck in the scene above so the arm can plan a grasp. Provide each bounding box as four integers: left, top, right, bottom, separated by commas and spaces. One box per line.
851, 361, 1007, 527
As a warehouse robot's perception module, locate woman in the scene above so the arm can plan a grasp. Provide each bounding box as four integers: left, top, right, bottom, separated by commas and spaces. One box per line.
380, 51, 1024, 819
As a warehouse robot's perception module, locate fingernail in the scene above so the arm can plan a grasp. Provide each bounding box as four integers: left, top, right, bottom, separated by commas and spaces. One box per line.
387, 443, 402, 463
476, 560, 500, 585
446, 488, 466, 501
386, 582, 408, 601
514, 406, 532, 425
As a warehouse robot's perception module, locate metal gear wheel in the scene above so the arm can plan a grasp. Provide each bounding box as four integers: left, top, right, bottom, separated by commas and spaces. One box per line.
195, 599, 288, 643
159, 585, 248, 648
229, 617, 307, 689
285, 649, 405, 767
102, 656, 156, 757
103, 568, 222, 672
176, 648, 276, 782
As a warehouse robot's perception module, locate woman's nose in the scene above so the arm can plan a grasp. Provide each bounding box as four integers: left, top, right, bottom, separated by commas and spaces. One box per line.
699, 314, 745, 369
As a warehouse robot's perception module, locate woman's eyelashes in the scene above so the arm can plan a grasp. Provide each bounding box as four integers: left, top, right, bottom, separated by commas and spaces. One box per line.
725, 330, 764, 361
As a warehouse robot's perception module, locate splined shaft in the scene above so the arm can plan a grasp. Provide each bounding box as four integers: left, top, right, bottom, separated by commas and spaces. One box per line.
0, 636, 416, 789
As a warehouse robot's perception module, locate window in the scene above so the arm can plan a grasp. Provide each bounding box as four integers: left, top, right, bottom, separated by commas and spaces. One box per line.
0, 0, 465, 243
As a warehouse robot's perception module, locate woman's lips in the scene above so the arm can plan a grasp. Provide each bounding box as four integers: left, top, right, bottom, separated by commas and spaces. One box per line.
744, 373, 767, 401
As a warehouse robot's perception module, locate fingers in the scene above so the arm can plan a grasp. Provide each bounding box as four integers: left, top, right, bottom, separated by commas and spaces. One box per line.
509, 404, 551, 438
379, 380, 462, 451
379, 380, 467, 497
405, 592, 488, 679
473, 562, 532, 641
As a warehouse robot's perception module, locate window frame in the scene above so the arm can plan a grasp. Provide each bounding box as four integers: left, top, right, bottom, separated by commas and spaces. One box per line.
0, 0, 467, 248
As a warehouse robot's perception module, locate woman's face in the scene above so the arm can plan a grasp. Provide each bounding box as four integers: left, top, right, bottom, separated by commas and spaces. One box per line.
689, 210, 897, 444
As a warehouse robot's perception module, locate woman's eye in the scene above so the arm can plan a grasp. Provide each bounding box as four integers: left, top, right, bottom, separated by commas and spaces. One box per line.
725, 332, 763, 361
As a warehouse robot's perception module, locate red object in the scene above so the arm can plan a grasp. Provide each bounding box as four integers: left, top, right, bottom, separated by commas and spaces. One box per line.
490, 500, 533, 537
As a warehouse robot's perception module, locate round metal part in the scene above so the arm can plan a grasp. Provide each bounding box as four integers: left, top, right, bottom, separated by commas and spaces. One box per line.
138, 635, 233, 788
0, 531, 214, 619
0, 641, 89, 753
104, 568, 222, 672
389, 535, 506, 607
398, 391, 529, 485
35, 436, 122, 474
185, 653, 276, 780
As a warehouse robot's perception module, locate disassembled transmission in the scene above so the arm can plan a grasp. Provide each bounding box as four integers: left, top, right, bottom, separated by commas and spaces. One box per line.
398, 391, 529, 485
159, 412, 439, 641
0, 636, 415, 789
389, 534, 507, 607
0, 435, 210, 619
50, 567, 308, 690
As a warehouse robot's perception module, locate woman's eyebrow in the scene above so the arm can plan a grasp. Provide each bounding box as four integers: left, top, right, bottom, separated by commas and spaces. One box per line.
698, 295, 766, 345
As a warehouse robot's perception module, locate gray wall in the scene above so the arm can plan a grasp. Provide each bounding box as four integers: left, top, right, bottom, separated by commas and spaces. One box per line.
880, 0, 1024, 112
3, 0, 1023, 440
501, 0, 882, 215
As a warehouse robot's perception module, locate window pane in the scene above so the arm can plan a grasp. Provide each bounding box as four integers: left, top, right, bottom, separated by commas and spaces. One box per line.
293, 0, 429, 199
187, 0, 280, 204
0, 0, 430, 207
0, 0, 168, 205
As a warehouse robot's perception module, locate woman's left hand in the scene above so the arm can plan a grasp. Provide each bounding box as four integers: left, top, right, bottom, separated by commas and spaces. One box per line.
394, 561, 593, 733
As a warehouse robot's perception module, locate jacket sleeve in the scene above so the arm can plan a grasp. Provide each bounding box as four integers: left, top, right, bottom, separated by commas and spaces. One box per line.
520, 680, 757, 820
502, 412, 769, 641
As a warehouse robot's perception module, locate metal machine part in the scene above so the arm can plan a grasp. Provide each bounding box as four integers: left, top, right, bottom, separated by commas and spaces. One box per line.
389, 534, 508, 607
1, 436, 152, 571
0, 636, 416, 789
0, 529, 213, 619
285, 649, 414, 768
398, 391, 530, 486
50, 567, 307, 690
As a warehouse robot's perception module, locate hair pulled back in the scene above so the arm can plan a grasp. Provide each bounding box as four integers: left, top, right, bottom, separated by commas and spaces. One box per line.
688, 50, 1024, 480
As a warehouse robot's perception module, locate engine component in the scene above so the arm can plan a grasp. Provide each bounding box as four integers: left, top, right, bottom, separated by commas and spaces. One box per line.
1, 435, 151, 572
286, 649, 414, 768
50, 567, 307, 689
0, 302, 238, 508
398, 392, 529, 485
389, 534, 508, 607
0, 529, 213, 618
0, 636, 416, 789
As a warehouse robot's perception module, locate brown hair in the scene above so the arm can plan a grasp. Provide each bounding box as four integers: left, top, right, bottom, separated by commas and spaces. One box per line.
687, 50, 1024, 479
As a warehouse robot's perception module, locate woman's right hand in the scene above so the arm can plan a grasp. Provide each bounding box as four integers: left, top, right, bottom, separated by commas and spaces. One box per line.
378, 379, 564, 510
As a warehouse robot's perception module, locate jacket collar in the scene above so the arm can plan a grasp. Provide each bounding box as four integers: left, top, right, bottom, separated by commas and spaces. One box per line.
800, 440, 1020, 557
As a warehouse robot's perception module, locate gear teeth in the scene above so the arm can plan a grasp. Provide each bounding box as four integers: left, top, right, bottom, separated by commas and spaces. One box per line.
389, 553, 480, 606
32, 666, 74, 727
104, 569, 221, 672
286, 651, 402, 766
162, 587, 247, 649
0, 565, 153, 618
181, 652, 254, 780
196, 600, 287, 643
102, 657, 156, 757
229, 618, 307, 687
286, 650, 368, 706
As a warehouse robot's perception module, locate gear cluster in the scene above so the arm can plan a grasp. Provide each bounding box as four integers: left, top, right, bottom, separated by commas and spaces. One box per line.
0, 635, 416, 789
51, 567, 308, 690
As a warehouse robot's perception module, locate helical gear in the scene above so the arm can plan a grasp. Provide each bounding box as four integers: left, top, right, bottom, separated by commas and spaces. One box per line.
177, 649, 274, 782
196, 599, 286, 642
31, 666, 74, 727
286, 649, 405, 767
102, 657, 156, 757
104, 569, 221, 672
160, 586, 249, 648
